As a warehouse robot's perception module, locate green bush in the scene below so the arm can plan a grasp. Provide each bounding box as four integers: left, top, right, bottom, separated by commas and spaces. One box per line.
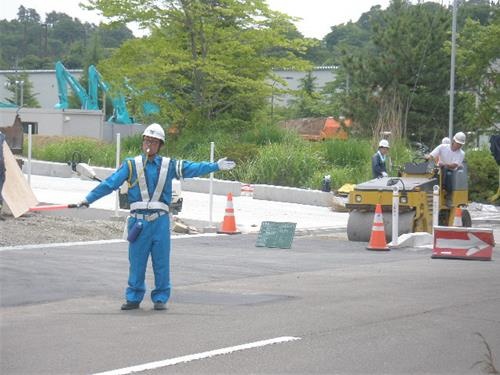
466, 147, 498, 203
307, 165, 372, 191
166, 127, 234, 161
27, 134, 146, 168
121, 133, 142, 157
387, 139, 414, 176
320, 138, 413, 181
243, 137, 322, 188
29, 136, 115, 167
240, 122, 288, 145
323, 139, 372, 167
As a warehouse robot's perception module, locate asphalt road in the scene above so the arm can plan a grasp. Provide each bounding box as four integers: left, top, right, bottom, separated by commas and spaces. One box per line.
1, 234, 499, 375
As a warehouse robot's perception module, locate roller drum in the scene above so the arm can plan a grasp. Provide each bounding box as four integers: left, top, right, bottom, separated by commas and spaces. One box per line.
347, 209, 415, 242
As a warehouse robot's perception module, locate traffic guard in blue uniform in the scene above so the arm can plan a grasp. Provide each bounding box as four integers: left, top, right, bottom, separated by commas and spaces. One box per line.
79, 123, 235, 310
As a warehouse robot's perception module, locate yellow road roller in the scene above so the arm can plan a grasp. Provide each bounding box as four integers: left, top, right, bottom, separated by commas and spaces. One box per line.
346, 159, 470, 242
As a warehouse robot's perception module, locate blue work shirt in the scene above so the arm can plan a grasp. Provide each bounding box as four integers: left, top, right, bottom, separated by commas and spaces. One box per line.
371, 151, 387, 179
85, 154, 219, 207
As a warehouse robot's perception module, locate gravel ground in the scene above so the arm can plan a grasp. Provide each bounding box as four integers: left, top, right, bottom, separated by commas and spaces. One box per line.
0, 206, 212, 247
0, 211, 125, 247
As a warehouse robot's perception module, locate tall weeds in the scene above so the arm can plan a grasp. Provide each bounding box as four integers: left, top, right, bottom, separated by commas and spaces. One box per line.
25, 131, 490, 200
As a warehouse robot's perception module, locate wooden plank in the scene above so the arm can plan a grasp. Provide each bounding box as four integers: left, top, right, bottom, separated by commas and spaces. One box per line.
2, 142, 38, 218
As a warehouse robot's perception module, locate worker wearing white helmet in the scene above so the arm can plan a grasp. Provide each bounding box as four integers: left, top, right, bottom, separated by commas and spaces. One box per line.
372, 139, 390, 178
426, 136, 452, 164
428, 131, 466, 170
428, 131, 466, 206
78, 123, 236, 311
142, 122, 165, 143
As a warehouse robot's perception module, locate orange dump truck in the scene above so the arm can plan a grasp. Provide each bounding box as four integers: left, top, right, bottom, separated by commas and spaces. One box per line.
280, 116, 352, 141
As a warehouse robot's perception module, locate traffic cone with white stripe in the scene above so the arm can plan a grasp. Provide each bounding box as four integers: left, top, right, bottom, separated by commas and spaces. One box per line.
453, 207, 462, 227
217, 193, 241, 235
367, 204, 389, 251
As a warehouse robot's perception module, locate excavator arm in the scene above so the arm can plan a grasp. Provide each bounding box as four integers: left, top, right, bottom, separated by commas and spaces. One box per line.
87, 65, 133, 124
54, 61, 91, 110
55, 61, 135, 124
88, 65, 109, 110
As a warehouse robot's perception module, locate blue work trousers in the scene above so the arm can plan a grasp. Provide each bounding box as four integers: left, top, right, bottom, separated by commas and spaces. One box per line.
125, 214, 171, 304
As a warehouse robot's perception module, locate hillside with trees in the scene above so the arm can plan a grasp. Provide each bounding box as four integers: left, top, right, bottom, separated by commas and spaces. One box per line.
0, 5, 134, 70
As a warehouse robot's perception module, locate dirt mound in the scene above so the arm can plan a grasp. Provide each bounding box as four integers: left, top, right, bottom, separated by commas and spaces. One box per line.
0, 212, 124, 247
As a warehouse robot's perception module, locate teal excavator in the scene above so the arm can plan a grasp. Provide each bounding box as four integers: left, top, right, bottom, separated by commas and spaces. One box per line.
54, 61, 159, 124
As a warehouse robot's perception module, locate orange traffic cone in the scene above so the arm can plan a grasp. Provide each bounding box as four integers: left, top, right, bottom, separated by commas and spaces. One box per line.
217, 193, 241, 235
367, 204, 389, 251
453, 207, 462, 227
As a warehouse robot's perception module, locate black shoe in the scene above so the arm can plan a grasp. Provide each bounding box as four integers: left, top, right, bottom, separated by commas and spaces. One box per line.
121, 301, 140, 310
154, 302, 167, 311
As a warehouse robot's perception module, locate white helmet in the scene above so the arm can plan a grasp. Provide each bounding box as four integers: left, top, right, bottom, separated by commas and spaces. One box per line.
378, 139, 390, 148
453, 131, 466, 145
142, 123, 165, 142
441, 137, 451, 145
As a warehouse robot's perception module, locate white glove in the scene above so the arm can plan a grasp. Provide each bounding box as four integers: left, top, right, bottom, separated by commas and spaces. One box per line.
217, 157, 236, 171
381, 172, 388, 177
77, 199, 89, 208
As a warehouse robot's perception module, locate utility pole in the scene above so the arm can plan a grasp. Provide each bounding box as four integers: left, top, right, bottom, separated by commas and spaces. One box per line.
16, 80, 25, 107
448, 0, 458, 139
42, 24, 48, 56
271, 81, 276, 124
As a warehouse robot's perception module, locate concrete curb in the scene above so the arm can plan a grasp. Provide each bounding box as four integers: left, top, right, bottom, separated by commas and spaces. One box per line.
22, 159, 336, 207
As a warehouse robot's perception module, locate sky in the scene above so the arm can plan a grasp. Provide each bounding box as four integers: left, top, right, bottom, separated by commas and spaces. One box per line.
0, 0, 399, 40
2, 1, 451, 39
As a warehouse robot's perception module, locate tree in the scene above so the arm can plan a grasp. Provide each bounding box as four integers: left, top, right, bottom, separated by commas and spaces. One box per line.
337, 0, 451, 144
17, 6, 40, 23
323, 6, 384, 66
86, 0, 312, 130
98, 24, 134, 48
456, 8, 500, 132
457, 0, 496, 26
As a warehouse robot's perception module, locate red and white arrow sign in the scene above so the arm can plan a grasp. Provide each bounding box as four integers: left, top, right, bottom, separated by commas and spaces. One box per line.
433, 226, 494, 261
435, 233, 491, 251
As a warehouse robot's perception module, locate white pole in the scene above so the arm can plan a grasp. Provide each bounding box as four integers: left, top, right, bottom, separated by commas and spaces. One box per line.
448, 0, 458, 139
391, 186, 399, 247
27, 124, 32, 186
114, 133, 121, 217
20, 81, 24, 108
432, 185, 440, 234
208, 142, 215, 227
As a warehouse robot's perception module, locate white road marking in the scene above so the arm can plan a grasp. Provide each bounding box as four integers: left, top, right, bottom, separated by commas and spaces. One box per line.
0, 239, 125, 252
92, 336, 301, 375
0, 233, 222, 252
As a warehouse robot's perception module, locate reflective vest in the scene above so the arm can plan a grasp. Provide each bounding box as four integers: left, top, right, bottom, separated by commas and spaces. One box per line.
129, 156, 171, 212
